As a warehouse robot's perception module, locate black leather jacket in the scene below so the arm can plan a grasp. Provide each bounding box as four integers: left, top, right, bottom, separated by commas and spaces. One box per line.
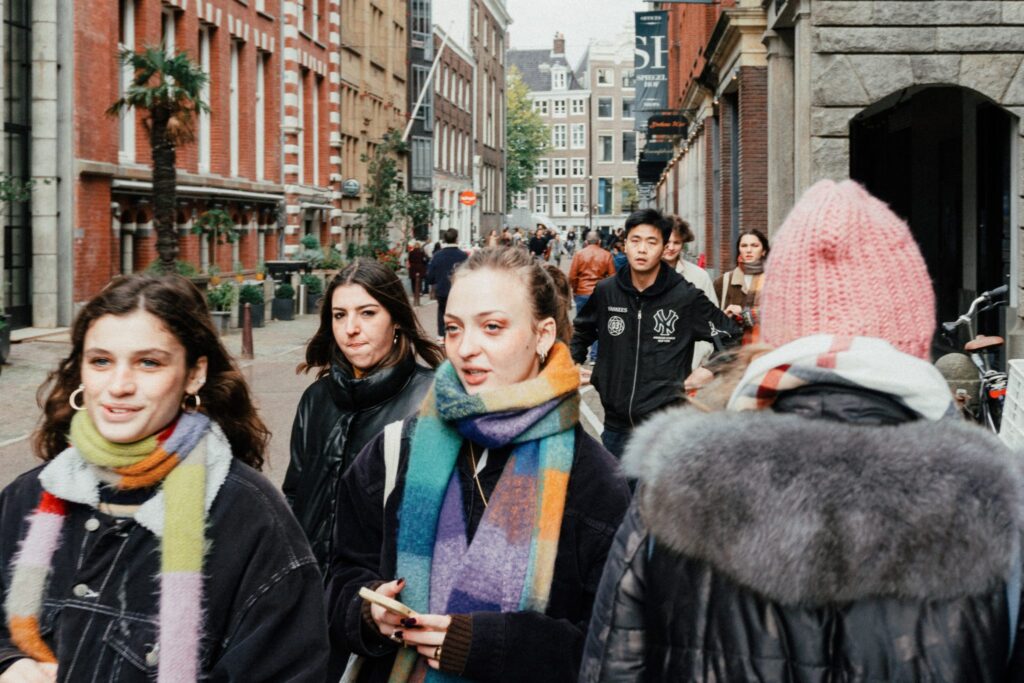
0, 460, 328, 681
284, 354, 434, 572
581, 386, 1024, 683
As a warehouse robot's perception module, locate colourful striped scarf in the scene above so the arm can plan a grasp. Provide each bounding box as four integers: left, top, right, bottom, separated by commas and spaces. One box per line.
6, 410, 210, 682
391, 342, 580, 683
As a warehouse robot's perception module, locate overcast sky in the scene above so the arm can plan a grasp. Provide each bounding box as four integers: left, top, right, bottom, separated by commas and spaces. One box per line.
505, 0, 648, 66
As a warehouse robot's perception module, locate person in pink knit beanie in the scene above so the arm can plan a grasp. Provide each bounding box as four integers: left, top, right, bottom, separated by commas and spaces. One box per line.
760, 179, 935, 359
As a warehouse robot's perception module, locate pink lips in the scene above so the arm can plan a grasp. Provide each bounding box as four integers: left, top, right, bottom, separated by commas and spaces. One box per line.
101, 404, 142, 423
460, 367, 489, 386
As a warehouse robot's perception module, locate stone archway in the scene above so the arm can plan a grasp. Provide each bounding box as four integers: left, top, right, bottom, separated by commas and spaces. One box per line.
849, 85, 1017, 353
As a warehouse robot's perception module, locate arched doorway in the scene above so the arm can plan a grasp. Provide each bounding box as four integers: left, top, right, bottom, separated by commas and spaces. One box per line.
850, 85, 1016, 354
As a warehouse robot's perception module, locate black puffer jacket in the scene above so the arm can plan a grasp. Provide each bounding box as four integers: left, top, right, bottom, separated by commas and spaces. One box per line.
284, 354, 434, 571
569, 263, 739, 430
580, 387, 1024, 683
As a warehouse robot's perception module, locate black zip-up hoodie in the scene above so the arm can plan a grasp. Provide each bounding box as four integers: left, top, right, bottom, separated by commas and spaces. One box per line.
570, 263, 740, 430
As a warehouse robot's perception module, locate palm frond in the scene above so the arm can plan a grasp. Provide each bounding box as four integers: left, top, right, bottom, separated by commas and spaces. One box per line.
106, 45, 210, 119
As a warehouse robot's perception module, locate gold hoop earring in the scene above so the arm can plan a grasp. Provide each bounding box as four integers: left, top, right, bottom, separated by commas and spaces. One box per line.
69, 384, 85, 411
182, 393, 201, 414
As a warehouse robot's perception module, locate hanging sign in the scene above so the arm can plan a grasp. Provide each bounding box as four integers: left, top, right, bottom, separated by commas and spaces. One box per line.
634, 11, 669, 113
459, 190, 478, 206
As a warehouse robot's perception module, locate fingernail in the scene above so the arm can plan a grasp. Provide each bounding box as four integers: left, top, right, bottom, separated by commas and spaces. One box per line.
401, 617, 417, 627
397, 577, 406, 585
394, 630, 403, 639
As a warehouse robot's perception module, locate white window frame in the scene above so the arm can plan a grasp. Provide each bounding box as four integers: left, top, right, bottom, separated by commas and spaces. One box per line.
571, 185, 586, 215
312, 77, 320, 185
553, 185, 567, 215
161, 9, 176, 54
533, 99, 549, 116
598, 134, 614, 163
534, 185, 549, 213
297, 73, 305, 185
198, 26, 211, 173
536, 159, 549, 178
552, 68, 567, 90
229, 41, 240, 177
552, 99, 566, 117
552, 124, 567, 150
552, 159, 567, 178
119, 0, 136, 164
597, 67, 612, 86
597, 97, 614, 120
622, 97, 635, 120
570, 123, 586, 149
570, 98, 585, 116
571, 158, 586, 177
255, 53, 265, 181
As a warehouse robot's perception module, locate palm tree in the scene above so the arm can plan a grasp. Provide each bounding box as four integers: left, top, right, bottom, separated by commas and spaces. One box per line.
108, 47, 209, 273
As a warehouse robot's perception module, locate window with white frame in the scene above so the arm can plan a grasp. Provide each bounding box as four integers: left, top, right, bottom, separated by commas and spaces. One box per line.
622, 131, 636, 163
570, 98, 585, 115
553, 185, 567, 215
596, 68, 612, 85
119, 0, 136, 163
535, 185, 549, 213
552, 99, 566, 117
552, 159, 567, 177
598, 134, 613, 162
571, 185, 586, 214
536, 159, 549, 178
622, 97, 635, 119
296, 72, 305, 184
229, 41, 240, 177
622, 69, 635, 87
570, 123, 586, 149
255, 53, 266, 180
597, 97, 613, 118
313, 76, 321, 185
198, 26, 211, 173
571, 158, 586, 177
552, 124, 567, 149
552, 68, 567, 90
533, 99, 549, 116
161, 9, 176, 53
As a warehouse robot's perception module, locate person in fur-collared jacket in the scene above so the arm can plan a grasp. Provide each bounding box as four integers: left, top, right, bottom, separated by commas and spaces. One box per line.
578, 180, 1024, 683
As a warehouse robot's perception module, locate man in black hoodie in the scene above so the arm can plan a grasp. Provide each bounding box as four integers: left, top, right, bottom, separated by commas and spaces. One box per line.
427, 228, 468, 340
570, 209, 740, 457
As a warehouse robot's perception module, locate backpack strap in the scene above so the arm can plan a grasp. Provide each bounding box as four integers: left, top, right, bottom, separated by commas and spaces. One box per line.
382, 420, 403, 511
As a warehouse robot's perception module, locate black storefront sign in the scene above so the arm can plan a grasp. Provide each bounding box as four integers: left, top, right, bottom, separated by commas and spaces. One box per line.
641, 141, 674, 163
646, 114, 688, 139
635, 11, 669, 114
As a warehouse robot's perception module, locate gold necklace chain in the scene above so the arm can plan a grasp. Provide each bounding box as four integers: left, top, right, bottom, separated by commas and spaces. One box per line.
466, 443, 489, 508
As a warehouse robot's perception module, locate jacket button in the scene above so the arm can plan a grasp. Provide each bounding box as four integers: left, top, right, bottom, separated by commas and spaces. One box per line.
72, 583, 90, 598
145, 647, 159, 667
84, 518, 100, 532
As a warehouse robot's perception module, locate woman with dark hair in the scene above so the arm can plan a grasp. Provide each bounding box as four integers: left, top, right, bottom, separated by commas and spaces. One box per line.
0, 274, 327, 681
325, 247, 629, 682
714, 228, 770, 345
284, 258, 443, 574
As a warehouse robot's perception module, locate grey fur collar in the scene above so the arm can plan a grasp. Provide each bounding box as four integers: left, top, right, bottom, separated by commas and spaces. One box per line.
624, 409, 1024, 606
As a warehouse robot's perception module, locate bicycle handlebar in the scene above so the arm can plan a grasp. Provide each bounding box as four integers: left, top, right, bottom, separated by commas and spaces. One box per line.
984, 285, 1008, 300
942, 285, 1008, 333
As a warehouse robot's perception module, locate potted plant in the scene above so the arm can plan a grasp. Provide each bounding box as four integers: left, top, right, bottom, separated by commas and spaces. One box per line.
255, 261, 267, 281
238, 283, 265, 328
301, 273, 324, 314
0, 312, 10, 366
273, 282, 295, 321
206, 282, 235, 334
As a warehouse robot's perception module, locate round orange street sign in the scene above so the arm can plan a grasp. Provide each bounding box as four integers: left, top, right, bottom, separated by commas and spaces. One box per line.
459, 190, 477, 206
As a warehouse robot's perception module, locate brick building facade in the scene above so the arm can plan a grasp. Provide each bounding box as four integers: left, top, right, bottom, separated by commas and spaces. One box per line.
432, 27, 475, 244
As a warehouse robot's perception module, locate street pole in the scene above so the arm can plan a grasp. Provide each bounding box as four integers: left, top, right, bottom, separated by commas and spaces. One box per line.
402, 31, 451, 143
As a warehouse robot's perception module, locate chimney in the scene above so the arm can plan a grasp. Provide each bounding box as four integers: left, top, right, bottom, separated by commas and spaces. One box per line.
553, 32, 565, 56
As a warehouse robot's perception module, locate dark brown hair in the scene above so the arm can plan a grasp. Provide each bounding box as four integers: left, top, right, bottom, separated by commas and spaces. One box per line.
452, 247, 568, 344
301, 258, 443, 377
33, 275, 270, 469
670, 216, 695, 244
735, 228, 770, 260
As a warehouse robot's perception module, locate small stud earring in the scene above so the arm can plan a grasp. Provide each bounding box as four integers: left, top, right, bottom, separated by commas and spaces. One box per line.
538, 349, 548, 364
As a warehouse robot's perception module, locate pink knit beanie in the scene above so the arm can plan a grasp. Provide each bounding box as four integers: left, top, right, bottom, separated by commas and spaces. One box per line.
760, 179, 935, 359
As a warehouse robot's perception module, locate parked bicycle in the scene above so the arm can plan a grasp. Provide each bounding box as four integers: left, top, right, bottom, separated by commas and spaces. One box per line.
938, 284, 1008, 432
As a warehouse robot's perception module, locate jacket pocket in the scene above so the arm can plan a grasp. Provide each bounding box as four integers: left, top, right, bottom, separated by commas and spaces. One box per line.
103, 618, 160, 680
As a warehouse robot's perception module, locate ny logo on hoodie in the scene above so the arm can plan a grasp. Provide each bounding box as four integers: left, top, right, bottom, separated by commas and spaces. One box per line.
653, 309, 679, 342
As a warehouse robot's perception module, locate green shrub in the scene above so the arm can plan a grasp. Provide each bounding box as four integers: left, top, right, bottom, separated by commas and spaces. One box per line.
238, 284, 265, 306
275, 282, 295, 299
300, 273, 324, 295
300, 233, 320, 250
320, 246, 344, 270
206, 282, 236, 311
146, 259, 198, 277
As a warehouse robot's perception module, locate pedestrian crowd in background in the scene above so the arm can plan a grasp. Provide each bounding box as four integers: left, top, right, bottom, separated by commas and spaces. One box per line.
0, 180, 1021, 683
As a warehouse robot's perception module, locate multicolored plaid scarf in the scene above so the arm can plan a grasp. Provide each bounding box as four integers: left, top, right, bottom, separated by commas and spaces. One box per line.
727, 334, 956, 420
6, 410, 210, 682
391, 342, 580, 683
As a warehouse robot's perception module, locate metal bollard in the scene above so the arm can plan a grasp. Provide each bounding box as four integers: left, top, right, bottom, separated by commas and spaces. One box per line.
241, 303, 254, 360
297, 283, 307, 316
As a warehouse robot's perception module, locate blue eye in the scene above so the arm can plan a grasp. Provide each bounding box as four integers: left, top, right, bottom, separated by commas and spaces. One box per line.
140, 359, 162, 368
90, 357, 110, 367
444, 324, 460, 335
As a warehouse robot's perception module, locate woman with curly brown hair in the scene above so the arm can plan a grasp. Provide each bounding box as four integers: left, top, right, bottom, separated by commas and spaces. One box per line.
284, 258, 443, 576
0, 274, 328, 682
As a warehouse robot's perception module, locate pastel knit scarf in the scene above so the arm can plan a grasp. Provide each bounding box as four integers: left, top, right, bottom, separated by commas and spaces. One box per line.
6, 410, 210, 682
390, 342, 580, 683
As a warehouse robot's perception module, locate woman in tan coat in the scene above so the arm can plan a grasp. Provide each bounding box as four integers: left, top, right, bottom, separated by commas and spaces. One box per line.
714, 229, 770, 345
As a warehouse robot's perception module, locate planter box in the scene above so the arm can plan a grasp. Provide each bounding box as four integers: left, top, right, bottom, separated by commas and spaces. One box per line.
0, 317, 9, 366
272, 297, 295, 321
306, 293, 324, 315
237, 302, 265, 328
211, 310, 231, 335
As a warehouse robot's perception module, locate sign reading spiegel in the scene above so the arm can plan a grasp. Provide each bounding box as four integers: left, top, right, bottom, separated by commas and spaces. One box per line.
634, 11, 669, 114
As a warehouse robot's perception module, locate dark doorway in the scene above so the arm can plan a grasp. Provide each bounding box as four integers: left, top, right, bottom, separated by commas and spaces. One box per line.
3, 0, 32, 328
850, 86, 1015, 355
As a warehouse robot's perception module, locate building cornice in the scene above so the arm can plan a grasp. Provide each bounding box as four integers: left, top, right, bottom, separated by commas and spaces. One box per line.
434, 26, 476, 65
478, 0, 513, 29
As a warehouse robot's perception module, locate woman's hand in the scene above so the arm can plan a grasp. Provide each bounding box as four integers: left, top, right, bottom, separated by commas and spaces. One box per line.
398, 613, 452, 670
0, 659, 57, 683
724, 304, 742, 318
578, 364, 592, 386
684, 367, 714, 391
369, 579, 409, 641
